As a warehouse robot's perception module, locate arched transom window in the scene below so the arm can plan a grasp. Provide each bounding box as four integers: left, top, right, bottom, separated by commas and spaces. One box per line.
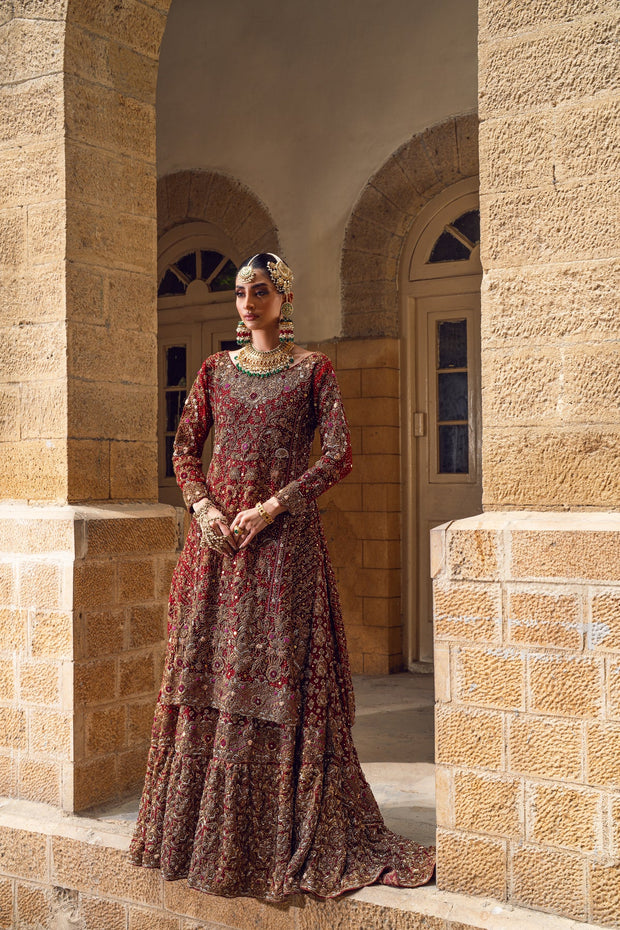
158, 250, 237, 297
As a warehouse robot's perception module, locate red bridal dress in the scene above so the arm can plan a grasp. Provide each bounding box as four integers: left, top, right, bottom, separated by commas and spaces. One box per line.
129, 351, 435, 899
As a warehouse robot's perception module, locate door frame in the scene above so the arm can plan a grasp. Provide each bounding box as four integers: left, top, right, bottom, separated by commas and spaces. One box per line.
400, 178, 481, 667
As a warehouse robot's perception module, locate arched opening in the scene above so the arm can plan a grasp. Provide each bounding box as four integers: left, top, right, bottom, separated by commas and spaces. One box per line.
401, 178, 482, 664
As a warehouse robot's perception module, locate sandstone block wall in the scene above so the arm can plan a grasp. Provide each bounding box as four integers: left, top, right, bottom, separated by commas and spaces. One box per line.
434, 513, 620, 928
309, 338, 403, 674
0, 504, 179, 813
478, 0, 620, 510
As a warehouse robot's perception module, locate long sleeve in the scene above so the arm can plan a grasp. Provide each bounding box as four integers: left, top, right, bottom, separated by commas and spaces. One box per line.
172, 360, 214, 511
276, 358, 352, 515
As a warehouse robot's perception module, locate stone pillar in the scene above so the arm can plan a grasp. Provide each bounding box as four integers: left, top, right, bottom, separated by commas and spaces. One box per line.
435, 1, 620, 925
0, 2, 177, 812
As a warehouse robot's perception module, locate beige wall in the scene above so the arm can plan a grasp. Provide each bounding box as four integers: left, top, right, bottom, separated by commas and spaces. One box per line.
156, 0, 478, 342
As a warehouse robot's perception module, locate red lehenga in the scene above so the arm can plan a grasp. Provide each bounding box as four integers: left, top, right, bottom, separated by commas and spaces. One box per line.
129, 351, 435, 899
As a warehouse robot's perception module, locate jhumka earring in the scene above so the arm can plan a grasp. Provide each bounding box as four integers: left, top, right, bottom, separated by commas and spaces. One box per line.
279, 298, 294, 344
236, 321, 251, 346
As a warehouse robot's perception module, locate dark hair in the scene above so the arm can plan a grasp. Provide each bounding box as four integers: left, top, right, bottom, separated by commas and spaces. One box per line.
237, 252, 284, 276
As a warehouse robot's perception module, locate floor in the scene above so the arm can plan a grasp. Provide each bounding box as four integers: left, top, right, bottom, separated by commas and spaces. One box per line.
98, 672, 437, 846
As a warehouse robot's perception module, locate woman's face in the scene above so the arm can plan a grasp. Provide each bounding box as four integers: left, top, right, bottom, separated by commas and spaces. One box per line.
235, 269, 285, 335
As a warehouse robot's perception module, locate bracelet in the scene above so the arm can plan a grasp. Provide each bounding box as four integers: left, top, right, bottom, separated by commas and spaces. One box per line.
256, 501, 274, 525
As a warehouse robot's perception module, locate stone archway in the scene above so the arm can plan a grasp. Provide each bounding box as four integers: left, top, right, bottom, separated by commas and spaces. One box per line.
340, 113, 478, 339
157, 170, 280, 258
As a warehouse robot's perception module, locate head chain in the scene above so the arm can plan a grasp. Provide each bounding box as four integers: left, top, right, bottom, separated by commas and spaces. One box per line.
237, 254, 294, 293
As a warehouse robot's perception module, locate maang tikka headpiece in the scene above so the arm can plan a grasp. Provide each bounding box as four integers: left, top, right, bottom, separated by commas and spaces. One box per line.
235, 253, 295, 352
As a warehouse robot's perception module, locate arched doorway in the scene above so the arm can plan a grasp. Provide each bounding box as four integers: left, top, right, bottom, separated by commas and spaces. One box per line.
156, 221, 240, 506
401, 178, 482, 664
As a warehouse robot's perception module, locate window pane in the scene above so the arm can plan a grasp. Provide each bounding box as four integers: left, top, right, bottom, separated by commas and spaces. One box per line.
429, 231, 470, 263
452, 210, 480, 245
439, 424, 468, 474
165, 435, 175, 478
219, 339, 238, 351
166, 389, 186, 432
201, 250, 224, 280
166, 345, 186, 387
175, 252, 197, 281
438, 319, 467, 369
211, 259, 237, 292
158, 269, 186, 297
438, 372, 468, 421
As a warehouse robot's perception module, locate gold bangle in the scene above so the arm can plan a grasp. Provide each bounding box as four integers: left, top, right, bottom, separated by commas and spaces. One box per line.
256, 502, 274, 525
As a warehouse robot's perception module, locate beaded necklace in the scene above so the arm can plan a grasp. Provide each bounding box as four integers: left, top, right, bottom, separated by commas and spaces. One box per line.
233, 342, 295, 378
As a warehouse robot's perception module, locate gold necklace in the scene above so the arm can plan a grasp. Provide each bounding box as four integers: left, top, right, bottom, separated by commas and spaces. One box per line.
234, 342, 294, 378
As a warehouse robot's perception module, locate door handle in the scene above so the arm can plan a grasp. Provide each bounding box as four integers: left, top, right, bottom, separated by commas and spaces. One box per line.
414, 412, 426, 437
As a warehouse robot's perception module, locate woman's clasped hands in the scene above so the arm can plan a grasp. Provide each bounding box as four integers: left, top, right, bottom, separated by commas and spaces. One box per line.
194, 497, 283, 555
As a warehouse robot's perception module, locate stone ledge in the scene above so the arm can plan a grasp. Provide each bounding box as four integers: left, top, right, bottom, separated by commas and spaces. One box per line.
0, 799, 604, 930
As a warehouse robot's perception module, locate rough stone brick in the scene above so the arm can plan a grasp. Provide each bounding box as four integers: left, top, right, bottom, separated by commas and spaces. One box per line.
587, 723, 620, 788
436, 829, 506, 899
81, 609, 125, 659
361, 426, 400, 456
563, 346, 620, 423
361, 367, 399, 399
65, 77, 156, 162
590, 861, 620, 928
479, 20, 620, 118
29, 709, 71, 756
0, 825, 47, 881
361, 540, 400, 570
556, 99, 620, 182
86, 705, 126, 755
434, 581, 501, 643
0, 208, 26, 268
481, 261, 620, 347
28, 202, 66, 265
423, 119, 460, 185
479, 113, 554, 192
454, 646, 524, 710
163, 879, 293, 929
0, 19, 64, 84
0, 143, 64, 208
435, 705, 503, 770
129, 605, 166, 648
0, 708, 26, 750
119, 560, 156, 602
130, 908, 180, 930
20, 381, 67, 439
69, 380, 155, 443
0, 608, 26, 651
0, 74, 63, 150
511, 528, 620, 582
590, 591, 620, 652
479, 0, 608, 40
336, 338, 399, 371
0, 386, 19, 441
447, 529, 500, 581
361, 596, 400, 627
0, 321, 65, 381
110, 440, 159, 500
86, 514, 177, 556
507, 714, 582, 781
68, 323, 156, 386
527, 782, 600, 853
608, 660, 620, 721
0, 658, 14, 701
128, 700, 155, 744
483, 348, 561, 425
18, 758, 61, 805
453, 771, 522, 838
80, 895, 127, 930
120, 652, 156, 698
507, 588, 582, 650
69, 0, 167, 58
511, 846, 587, 922
51, 835, 162, 905
19, 659, 61, 704
0, 440, 67, 500
117, 746, 148, 795
16, 881, 52, 930
343, 397, 399, 428
75, 658, 116, 705
482, 180, 620, 269
529, 654, 602, 717
74, 561, 117, 609
394, 134, 442, 199
73, 754, 116, 811
67, 440, 110, 502
67, 202, 155, 274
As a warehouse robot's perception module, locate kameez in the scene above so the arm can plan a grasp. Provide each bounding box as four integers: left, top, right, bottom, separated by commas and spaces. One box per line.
129, 351, 435, 899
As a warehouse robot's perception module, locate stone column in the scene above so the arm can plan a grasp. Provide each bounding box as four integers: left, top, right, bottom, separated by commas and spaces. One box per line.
434, 2, 620, 925
0, 1, 177, 812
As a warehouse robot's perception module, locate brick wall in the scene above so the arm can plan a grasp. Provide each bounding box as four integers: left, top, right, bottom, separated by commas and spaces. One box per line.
309, 337, 403, 674
434, 513, 620, 928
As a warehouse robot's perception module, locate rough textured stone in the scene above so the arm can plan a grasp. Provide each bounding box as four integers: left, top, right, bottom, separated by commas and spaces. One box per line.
529, 654, 602, 718
591, 862, 620, 928
511, 529, 620, 582
483, 428, 620, 510
51, 835, 162, 905
454, 647, 524, 710
511, 846, 587, 922
0, 826, 47, 881
69, 381, 155, 441
507, 714, 583, 781
110, 441, 158, 501
68, 322, 156, 385
435, 705, 503, 770
436, 829, 506, 899
434, 581, 501, 643
479, 0, 609, 40
453, 772, 522, 838
587, 723, 620, 788
527, 783, 600, 853
447, 530, 500, 581
479, 113, 554, 192
506, 588, 582, 650
483, 349, 561, 425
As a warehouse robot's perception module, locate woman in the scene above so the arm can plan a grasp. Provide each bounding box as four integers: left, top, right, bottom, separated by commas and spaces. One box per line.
130, 252, 435, 899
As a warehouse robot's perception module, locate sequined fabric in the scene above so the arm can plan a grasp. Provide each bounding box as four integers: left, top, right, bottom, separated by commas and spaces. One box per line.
130, 351, 435, 899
